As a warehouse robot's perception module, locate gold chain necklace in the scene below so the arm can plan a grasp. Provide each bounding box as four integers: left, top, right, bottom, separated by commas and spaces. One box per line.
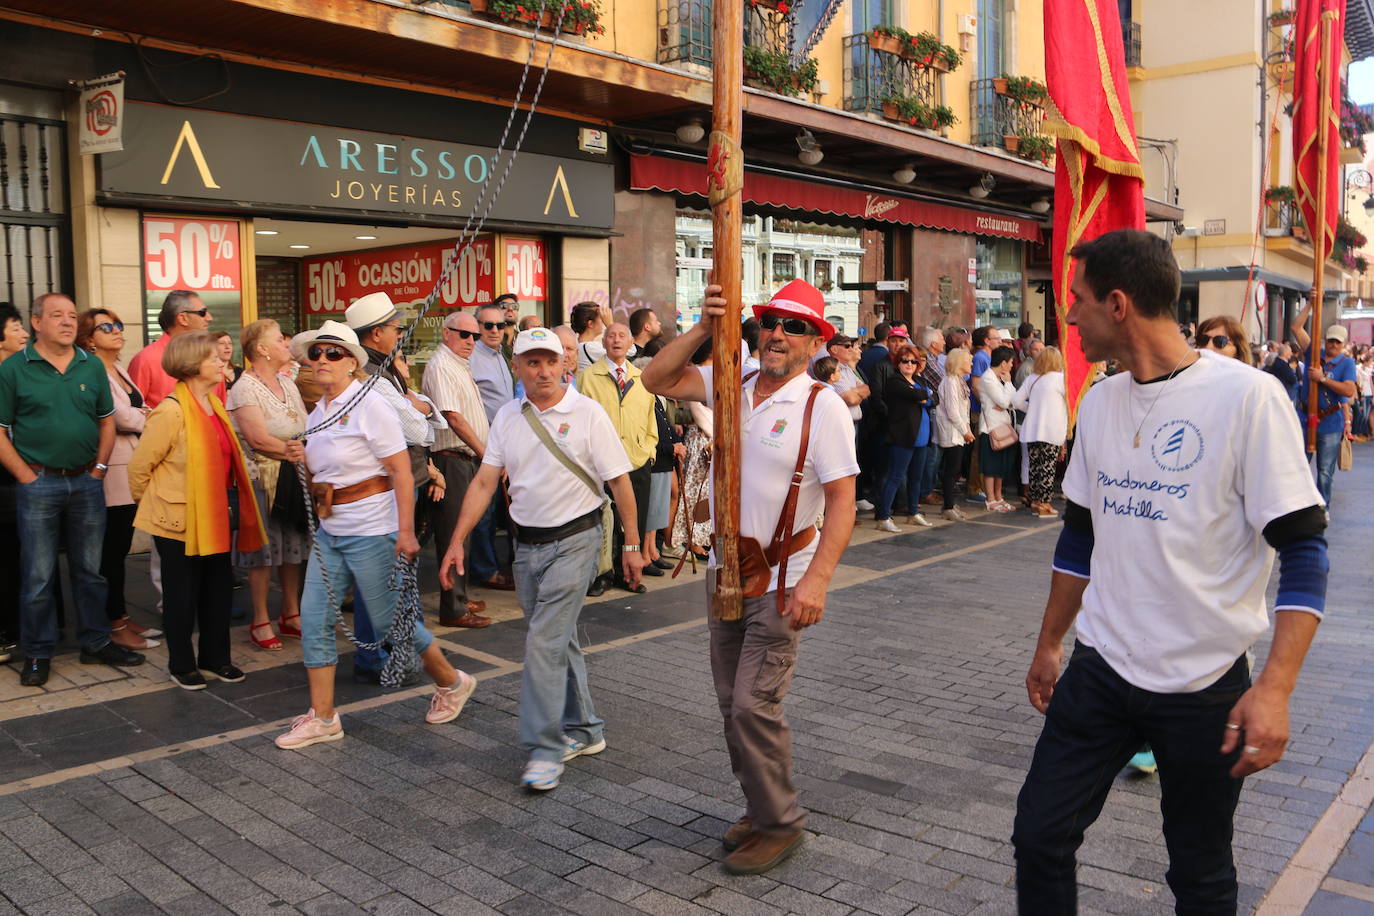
1132, 349, 1196, 448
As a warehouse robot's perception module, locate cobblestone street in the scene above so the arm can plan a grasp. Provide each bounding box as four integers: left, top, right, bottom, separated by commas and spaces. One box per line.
0, 447, 1371, 915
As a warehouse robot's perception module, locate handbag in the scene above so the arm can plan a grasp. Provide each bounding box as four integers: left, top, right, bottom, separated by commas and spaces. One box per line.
989, 404, 1019, 451
521, 402, 615, 576
1339, 435, 1354, 471
271, 459, 311, 533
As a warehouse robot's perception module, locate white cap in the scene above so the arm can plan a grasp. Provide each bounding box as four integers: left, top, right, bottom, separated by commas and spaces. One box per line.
1325, 324, 1349, 343
512, 327, 562, 357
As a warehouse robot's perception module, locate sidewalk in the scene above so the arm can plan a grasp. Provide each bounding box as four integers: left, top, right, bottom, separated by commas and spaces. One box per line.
0, 448, 1370, 915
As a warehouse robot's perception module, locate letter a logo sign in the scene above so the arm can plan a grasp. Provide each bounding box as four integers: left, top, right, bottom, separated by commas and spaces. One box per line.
160, 121, 221, 189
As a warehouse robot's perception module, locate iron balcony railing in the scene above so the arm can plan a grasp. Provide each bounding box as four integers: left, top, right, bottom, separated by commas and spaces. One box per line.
841, 33, 939, 117
658, 0, 794, 68
1123, 21, 1142, 67
969, 78, 1045, 149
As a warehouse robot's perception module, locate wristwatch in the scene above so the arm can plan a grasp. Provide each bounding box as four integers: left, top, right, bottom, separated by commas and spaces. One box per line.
94, 463, 109, 472
621, 544, 642, 553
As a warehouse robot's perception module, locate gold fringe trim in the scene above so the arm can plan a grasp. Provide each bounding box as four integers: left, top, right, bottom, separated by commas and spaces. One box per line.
1043, 121, 1145, 179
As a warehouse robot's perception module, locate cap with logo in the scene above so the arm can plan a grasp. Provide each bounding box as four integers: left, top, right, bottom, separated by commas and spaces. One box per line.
513, 327, 563, 357
751, 279, 837, 340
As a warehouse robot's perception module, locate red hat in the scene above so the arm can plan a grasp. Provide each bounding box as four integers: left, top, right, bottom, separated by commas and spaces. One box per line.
752, 279, 837, 341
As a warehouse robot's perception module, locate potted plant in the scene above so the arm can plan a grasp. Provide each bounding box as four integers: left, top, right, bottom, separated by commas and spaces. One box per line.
1017, 134, 1055, 164
1003, 133, 1021, 152
472, 0, 603, 34
868, 25, 909, 56
882, 95, 957, 130
1264, 185, 1297, 204
744, 45, 817, 97
1268, 8, 1295, 26
905, 32, 961, 72
748, 0, 792, 12
998, 74, 1050, 106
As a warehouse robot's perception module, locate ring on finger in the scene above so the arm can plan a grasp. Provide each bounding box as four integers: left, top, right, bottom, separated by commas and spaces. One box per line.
1225, 723, 1241, 731
1243, 745, 1261, 756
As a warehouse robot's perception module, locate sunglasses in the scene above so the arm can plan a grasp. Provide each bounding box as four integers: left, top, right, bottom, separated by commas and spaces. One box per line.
480, 321, 505, 331
182, 308, 210, 318
1196, 334, 1230, 349
759, 313, 817, 336
898, 358, 922, 365
307, 344, 350, 362
831, 342, 853, 349
95, 321, 124, 334
445, 327, 480, 340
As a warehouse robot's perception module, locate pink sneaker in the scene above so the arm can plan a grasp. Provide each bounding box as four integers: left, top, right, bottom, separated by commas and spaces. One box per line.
426, 671, 477, 725
275, 709, 344, 749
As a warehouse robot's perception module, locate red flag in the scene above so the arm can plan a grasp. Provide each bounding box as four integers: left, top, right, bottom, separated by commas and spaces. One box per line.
1043, 0, 1145, 423
1292, 0, 1344, 262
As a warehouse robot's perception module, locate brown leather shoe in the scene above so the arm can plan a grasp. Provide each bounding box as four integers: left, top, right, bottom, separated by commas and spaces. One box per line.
721, 816, 753, 852
441, 612, 492, 628
465, 600, 487, 613
722, 830, 804, 875
480, 573, 516, 592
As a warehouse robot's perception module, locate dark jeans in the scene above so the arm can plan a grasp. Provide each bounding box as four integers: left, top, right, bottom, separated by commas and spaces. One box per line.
102, 504, 137, 621
154, 536, 233, 674
877, 444, 935, 519
17, 472, 109, 659
0, 481, 19, 643
940, 444, 966, 510
432, 452, 480, 614
1012, 643, 1250, 915
600, 461, 651, 585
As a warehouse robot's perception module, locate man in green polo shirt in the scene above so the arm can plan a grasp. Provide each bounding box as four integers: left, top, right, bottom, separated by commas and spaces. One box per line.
0, 293, 145, 687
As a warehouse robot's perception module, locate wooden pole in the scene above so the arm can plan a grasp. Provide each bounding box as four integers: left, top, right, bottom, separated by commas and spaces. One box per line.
707, 0, 744, 620
1306, 13, 1334, 454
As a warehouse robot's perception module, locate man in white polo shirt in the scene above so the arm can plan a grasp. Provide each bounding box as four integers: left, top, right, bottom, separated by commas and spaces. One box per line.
643, 279, 858, 877
1012, 230, 1329, 914
439, 327, 644, 793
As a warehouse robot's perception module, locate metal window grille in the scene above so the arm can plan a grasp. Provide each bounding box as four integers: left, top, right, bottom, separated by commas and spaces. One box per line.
0, 115, 69, 309
842, 33, 938, 116
1123, 21, 1141, 67
658, 0, 794, 67
969, 79, 1044, 149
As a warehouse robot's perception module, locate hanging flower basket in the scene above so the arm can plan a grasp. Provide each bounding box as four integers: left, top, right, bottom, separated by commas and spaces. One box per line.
1003, 134, 1021, 152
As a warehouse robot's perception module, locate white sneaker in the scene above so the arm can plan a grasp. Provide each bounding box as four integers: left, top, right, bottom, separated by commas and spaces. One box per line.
275, 709, 344, 750
874, 518, 902, 533
906, 514, 933, 528
855, 499, 875, 512
425, 670, 477, 725
521, 760, 564, 791
561, 735, 607, 762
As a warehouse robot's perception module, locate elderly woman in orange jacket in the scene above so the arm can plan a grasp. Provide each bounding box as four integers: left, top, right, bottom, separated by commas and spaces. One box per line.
129, 331, 267, 690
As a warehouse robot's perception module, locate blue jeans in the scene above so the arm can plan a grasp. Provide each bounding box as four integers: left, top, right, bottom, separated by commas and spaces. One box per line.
1313, 429, 1342, 506
922, 445, 943, 498
1013, 643, 1249, 915
513, 524, 605, 763
876, 444, 933, 520
16, 472, 110, 658
468, 493, 500, 582
300, 530, 433, 669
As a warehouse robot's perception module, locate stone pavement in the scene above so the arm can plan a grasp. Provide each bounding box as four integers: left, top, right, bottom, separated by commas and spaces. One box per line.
0, 446, 1371, 915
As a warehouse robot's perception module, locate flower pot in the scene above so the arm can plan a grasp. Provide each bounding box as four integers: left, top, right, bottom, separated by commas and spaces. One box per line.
992, 77, 1009, 95
1269, 10, 1295, 26
868, 33, 904, 55
749, 0, 784, 9
881, 101, 900, 121
469, 0, 490, 12
1003, 134, 1021, 152
1341, 146, 1364, 164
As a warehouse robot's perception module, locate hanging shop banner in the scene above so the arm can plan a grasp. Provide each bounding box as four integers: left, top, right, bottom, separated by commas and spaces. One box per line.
630, 154, 1043, 243
76, 72, 125, 155
502, 236, 548, 301
301, 237, 497, 315
142, 215, 244, 338
101, 103, 614, 229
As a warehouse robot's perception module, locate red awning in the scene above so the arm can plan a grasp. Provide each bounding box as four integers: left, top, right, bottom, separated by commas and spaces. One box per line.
630, 154, 1043, 243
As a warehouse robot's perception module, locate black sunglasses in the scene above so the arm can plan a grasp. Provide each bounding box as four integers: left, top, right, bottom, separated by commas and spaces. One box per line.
446, 327, 480, 340
307, 344, 350, 362
759, 313, 817, 337
95, 321, 124, 334
181, 308, 210, 318
480, 321, 505, 331
1196, 334, 1230, 349
898, 358, 921, 365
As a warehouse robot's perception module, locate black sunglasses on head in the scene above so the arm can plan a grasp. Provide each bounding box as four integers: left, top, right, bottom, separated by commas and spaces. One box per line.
759, 313, 818, 337
1196, 334, 1230, 349
307, 344, 349, 362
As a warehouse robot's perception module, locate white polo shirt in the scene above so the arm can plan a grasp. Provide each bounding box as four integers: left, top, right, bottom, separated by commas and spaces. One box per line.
305, 380, 407, 536
1062, 350, 1323, 693
698, 365, 859, 592
484, 384, 633, 528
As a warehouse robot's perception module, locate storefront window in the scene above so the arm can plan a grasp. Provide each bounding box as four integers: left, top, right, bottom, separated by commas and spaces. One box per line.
974, 237, 1023, 331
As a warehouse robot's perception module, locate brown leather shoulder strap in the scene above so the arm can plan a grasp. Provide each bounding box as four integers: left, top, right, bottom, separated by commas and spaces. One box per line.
772, 383, 825, 613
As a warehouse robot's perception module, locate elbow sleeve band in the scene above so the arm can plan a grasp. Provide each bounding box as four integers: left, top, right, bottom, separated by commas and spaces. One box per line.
1274, 534, 1329, 617
1052, 522, 1094, 579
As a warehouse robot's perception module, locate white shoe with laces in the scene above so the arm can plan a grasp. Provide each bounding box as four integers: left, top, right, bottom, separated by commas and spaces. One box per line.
275, 709, 344, 750
562, 735, 607, 762
855, 499, 875, 512
875, 518, 902, 533
906, 514, 933, 528
522, 760, 564, 791
425, 670, 477, 725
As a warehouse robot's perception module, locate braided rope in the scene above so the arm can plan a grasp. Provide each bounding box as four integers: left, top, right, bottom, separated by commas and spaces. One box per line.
288, 1, 571, 665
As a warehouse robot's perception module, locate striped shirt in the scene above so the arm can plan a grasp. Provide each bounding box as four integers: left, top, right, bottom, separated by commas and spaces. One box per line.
421, 343, 489, 455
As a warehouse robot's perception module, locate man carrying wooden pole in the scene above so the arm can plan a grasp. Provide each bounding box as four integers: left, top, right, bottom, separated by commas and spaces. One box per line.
642, 12, 858, 866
